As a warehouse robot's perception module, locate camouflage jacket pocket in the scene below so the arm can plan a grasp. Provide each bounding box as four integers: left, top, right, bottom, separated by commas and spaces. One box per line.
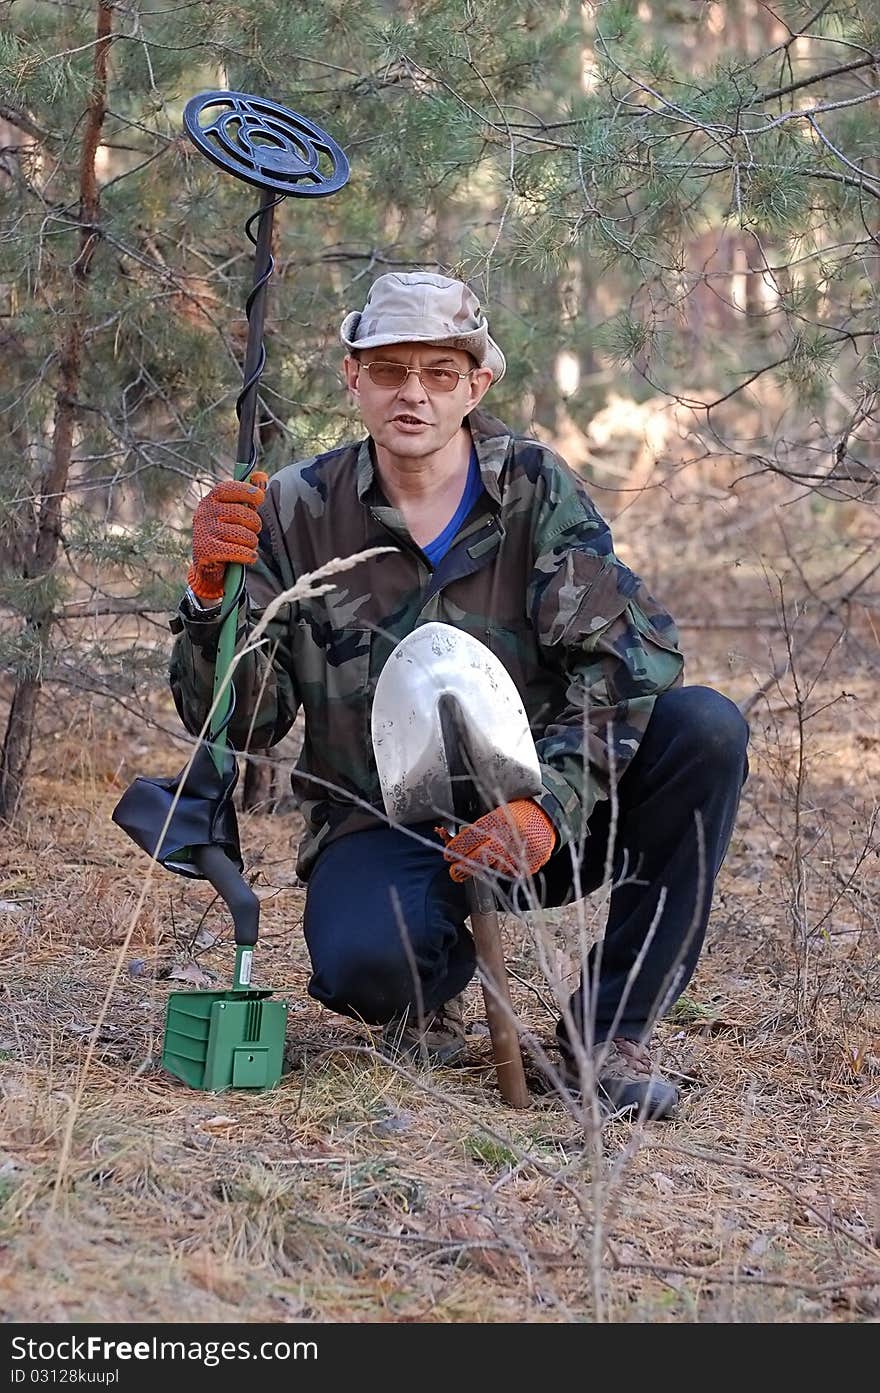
618, 603, 684, 697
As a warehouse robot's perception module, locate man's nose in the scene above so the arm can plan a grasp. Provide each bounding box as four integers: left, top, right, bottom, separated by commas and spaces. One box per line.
397, 369, 428, 400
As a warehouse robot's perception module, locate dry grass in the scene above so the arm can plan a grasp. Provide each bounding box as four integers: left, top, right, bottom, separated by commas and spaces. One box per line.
1, 444, 879, 1323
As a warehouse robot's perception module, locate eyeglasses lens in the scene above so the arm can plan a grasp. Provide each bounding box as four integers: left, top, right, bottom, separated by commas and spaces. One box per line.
366, 363, 460, 392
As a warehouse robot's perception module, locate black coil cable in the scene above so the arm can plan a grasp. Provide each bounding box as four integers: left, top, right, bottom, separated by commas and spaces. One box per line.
209, 193, 284, 741
235, 194, 285, 481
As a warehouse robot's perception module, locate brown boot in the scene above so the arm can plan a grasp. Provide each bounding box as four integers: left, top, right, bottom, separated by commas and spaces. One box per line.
380, 994, 467, 1065
563, 1036, 679, 1120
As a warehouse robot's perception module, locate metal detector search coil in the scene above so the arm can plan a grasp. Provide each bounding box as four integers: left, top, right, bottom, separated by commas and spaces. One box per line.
183, 91, 350, 196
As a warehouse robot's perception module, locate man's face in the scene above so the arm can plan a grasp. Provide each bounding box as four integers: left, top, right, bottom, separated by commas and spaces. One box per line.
343, 343, 493, 459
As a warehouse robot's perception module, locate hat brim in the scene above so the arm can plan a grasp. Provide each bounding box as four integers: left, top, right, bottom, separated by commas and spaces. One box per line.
340, 311, 506, 383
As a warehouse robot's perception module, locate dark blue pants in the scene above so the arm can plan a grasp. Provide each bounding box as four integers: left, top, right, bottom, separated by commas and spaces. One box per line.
303, 686, 749, 1044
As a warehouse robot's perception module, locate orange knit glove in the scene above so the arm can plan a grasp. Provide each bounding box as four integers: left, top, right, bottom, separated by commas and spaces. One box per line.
187, 471, 269, 604
438, 798, 557, 884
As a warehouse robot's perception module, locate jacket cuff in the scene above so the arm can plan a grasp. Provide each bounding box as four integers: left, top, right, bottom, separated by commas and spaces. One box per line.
535, 763, 595, 851
168, 588, 224, 642
185, 585, 222, 615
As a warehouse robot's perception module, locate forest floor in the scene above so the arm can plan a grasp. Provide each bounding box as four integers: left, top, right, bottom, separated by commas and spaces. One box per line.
1, 452, 878, 1323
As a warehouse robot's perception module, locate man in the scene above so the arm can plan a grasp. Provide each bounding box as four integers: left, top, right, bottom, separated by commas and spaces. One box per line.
169, 271, 749, 1119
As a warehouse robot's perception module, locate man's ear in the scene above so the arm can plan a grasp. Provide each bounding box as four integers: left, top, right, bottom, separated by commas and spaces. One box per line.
343, 353, 360, 398
466, 366, 494, 410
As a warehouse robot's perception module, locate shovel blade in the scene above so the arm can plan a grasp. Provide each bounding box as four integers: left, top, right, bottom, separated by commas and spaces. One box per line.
371, 622, 541, 824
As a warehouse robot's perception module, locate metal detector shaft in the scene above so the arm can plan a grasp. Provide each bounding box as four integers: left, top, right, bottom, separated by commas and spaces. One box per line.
203, 190, 277, 986
208, 186, 277, 776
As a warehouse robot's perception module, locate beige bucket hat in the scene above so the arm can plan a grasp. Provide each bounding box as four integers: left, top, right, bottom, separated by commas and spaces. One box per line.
340, 271, 506, 382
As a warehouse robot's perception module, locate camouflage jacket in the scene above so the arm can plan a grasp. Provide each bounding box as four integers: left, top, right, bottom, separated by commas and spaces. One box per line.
169, 406, 684, 881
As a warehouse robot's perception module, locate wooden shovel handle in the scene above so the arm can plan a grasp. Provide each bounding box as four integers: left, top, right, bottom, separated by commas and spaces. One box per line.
466, 877, 530, 1109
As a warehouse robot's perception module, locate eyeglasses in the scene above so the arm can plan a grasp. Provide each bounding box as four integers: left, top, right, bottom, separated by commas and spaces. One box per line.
362, 361, 474, 393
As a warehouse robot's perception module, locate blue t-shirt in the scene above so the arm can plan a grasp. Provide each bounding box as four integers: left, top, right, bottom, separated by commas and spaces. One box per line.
422, 448, 484, 565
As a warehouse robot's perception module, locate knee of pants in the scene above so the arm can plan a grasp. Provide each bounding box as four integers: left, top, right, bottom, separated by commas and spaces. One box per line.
659, 685, 749, 772
310, 947, 418, 1024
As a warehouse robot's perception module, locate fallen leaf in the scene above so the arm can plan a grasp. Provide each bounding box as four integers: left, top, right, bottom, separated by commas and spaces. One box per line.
167, 962, 218, 988
441, 1213, 518, 1281
746, 1232, 772, 1259
372, 1109, 416, 1138
609, 1241, 643, 1266
651, 1171, 676, 1197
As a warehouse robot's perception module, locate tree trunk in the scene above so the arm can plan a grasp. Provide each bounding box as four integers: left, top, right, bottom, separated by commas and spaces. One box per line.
0, 1, 113, 823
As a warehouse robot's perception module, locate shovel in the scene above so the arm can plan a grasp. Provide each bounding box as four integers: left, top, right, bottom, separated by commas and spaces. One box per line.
111, 92, 349, 1091
371, 622, 542, 1108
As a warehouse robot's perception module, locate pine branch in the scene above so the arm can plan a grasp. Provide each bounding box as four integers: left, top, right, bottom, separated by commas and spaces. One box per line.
702, 332, 877, 412
54, 599, 172, 619
0, 104, 53, 141
755, 52, 880, 105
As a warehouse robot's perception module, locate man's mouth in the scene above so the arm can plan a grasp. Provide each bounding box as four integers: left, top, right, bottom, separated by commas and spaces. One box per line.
391, 414, 430, 426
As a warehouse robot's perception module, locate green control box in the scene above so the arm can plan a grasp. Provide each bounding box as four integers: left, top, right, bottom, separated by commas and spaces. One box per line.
162, 989, 287, 1091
